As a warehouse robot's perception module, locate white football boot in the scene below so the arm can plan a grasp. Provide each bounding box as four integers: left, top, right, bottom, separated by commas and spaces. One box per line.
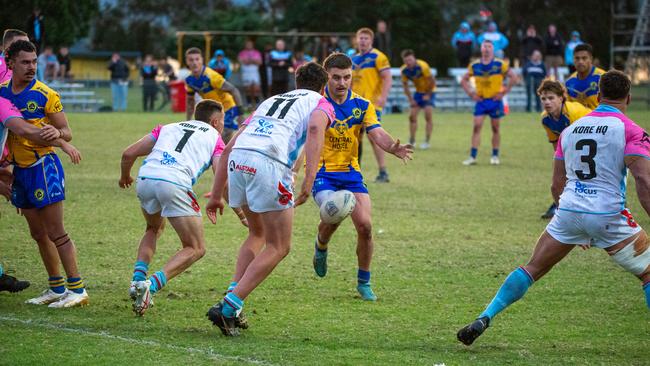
462, 157, 477, 166
48, 289, 90, 308
490, 156, 500, 165
419, 142, 430, 150
25, 289, 67, 305
131, 280, 153, 316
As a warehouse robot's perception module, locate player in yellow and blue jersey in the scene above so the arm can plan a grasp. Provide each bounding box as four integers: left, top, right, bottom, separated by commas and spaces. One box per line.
351, 27, 393, 183
311, 53, 413, 301
537, 79, 591, 219
461, 40, 517, 166
0, 40, 88, 307
565, 43, 605, 110
400, 49, 436, 149
184, 47, 244, 143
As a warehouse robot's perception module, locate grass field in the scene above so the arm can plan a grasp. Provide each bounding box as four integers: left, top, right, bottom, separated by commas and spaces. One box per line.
1, 108, 649, 365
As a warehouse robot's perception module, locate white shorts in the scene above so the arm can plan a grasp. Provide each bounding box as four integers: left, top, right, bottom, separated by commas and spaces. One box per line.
241, 65, 260, 87
546, 208, 642, 249
136, 177, 201, 217
228, 149, 294, 213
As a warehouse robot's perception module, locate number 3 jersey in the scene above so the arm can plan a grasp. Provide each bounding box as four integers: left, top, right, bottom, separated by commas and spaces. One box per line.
234, 89, 335, 168
555, 104, 650, 214
138, 120, 225, 189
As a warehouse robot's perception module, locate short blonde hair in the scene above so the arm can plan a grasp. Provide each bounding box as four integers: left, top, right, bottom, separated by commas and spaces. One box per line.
356, 27, 374, 39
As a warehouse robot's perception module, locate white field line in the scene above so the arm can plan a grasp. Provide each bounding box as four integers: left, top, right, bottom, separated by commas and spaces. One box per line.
0, 315, 276, 366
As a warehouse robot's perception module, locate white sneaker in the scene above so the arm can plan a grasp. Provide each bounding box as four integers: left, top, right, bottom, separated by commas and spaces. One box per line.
490, 156, 500, 165
48, 289, 89, 308
420, 142, 430, 150
132, 280, 152, 316
25, 289, 67, 305
462, 157, 477, 166
409, 142, 417, 148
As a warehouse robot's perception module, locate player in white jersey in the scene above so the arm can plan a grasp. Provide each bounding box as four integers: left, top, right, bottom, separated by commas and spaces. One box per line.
205, 62, 334, 336
119, 100, 226, 316
458, 71, 650, 346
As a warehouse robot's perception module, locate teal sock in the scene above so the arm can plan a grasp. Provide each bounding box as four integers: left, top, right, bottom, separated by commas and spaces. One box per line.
49, 276, 66, 294
66, 276, 85, 294
132, 261, 149, 282
644, 281, 650, 309
222, 292, 243, 318
480, 267, 534, 320
148, 271, 167, 294
0, 264, 3, 276
227, 281, 237, 293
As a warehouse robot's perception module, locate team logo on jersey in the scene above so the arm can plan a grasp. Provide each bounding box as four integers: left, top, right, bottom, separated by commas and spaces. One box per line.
161, 152, 177, 165
26, 100, 39, 113
333, 120, 349, 136
34, 189, 45, 201
53, 100, 63, 112
352, 108, 362, 119
253, 119, 274, 135
574, 181, 597, 195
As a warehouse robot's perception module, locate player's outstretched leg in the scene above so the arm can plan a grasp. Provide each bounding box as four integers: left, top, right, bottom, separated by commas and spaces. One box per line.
129, 210, 164, 316
457, 231, 573, 345
351, 194, 377, 301
0, 264, 30, 293
604, 229, 650, 309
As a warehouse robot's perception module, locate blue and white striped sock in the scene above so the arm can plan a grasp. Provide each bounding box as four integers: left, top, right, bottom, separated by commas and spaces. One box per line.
222, 292, 243, 318
132, 261, 149, 282
148, 271, 167, 294
226, 281, 237, 293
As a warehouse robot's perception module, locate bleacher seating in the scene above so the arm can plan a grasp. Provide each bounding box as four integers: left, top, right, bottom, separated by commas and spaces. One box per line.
51, 82, 104, 112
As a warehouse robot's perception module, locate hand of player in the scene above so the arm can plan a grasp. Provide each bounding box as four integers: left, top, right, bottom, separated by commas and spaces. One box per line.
493, 92, 505, 101
471, 93, 482, 102
40, 125, 61, 141
60, 142, 81, 164
409, 99, 417, 108
205, 196, 225, 224
579, 244, 591, 250
375, 96, 386, 108
389, 139, 414, 163
119, 175, 134, 189
0, 181, 11, 200
294, 179, 312, 207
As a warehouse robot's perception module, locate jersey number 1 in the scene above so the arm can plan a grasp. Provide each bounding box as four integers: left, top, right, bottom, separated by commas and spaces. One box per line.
575, 139, 597, 180
266, 97, 298, 119
175, 129, 195, 153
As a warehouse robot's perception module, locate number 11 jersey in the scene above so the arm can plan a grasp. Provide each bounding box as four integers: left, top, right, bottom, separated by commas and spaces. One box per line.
555, 104, 650, 214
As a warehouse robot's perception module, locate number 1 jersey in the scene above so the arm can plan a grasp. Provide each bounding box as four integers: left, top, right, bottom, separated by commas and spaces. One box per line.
138, 120, 225, 189
555, 105, 650, 214
234, 89, 334, 168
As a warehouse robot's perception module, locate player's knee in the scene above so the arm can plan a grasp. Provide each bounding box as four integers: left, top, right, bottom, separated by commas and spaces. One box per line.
491, 125, 500, 134
611, 231, 650, 278
472, 125, 482, 134
146, 222, 165, 238
409, 116, 417, 124
356, 222, 373, 240
194, 245, 206, 260
29, 229, 49, 245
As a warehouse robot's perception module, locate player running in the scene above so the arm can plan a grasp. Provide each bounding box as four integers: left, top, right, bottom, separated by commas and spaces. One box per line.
565, 44, 605, 110
400, 49, 435, 149
311, 53, 413, 301
204, 62, 334, 336
119, 100, 226, 316
460, 40, 517, 166
538, 79, 591, 219
457, 70, 650, 345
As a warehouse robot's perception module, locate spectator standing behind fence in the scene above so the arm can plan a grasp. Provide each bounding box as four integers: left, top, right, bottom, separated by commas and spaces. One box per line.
209, 49, 232, 79
520, 25, 543, 65
57, 47, 72, 81
544, 24, 564, 80
140, 54, 158, 112
158, 56, 176, 111
26, 7, 44, 51
373, 20, 392, 61
522, 50, 546, 112
37, 46, 58, 81
269, 39, 292, 94
108, 52, 130, 112
238, 40, 262, 110
565, 31, 583, 74
478, 21, 509, 59
451, 22, 476, 67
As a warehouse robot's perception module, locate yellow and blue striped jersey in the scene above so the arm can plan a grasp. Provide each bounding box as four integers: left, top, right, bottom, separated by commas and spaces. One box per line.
468, 58, 509, 99
541, 101, 591, 142
0, 79, 62, 167
321, 87, 380, 172
185, 66, 235, 110
565, 66, 605, 110
401, 59, 435, 93
351, 48, 390, 107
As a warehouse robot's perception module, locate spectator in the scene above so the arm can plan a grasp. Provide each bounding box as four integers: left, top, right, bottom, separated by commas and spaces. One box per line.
544, 24, 564, 80
373, 19, 393, 61
37, 46, 58, 81
269, 39, 292, 95
140, 54, 158, 112
158, 56, 176, 111
238, 39, 263, 109
292, 50, 312, 70
522, 50, 546, 112
108, 52, 130, 112
565, 31, 583, 74
451, 21, 477, 67
208, 49, 232, 79
345, 35, 357, 58
478, 21, 509, 58
57, 46, 72, 81
26, 7, 45, 51
520, 25, 543, 64
261, 43, 273, 98
315, 36, 342, 62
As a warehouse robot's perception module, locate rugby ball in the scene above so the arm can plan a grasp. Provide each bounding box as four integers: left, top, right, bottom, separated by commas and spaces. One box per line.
319, 190, 357, 224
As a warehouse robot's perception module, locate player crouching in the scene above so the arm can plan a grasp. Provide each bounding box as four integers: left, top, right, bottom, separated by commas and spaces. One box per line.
119, 100, 226, 316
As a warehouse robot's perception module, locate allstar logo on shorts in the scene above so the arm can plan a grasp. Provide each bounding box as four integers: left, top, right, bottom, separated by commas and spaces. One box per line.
621, 209, 638, 228
34, 189, 45, 201
186, 191, 200, 213
277, 182, 292, 205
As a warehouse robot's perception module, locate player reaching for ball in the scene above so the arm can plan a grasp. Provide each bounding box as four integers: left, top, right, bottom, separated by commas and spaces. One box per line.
311, 53, 413, 301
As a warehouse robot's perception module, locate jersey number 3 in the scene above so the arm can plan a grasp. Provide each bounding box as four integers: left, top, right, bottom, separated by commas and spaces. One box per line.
575, 139, 597, 180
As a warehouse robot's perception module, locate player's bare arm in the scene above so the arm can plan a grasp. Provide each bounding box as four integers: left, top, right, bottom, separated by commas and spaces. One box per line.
185, 93, 195, 121
424, 75, 435, 101
461, 72, 480, 101
626, 156, 650, 216
402, 79, 415, 107
119, 135, 155, 188
551, 158, 567, 204
5, 117, 81, 164
376, 69, 392, 108
42, 111, 72, 142
367, 127, 414, 163
295, 110, 328, 206
495, 68, 518, 101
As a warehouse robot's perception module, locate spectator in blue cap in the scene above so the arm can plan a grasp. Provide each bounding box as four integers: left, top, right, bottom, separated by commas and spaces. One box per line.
451, 21, 477, 67
478, 21, 509, 58
565, 31, 583, 74
209, 49, 232, 79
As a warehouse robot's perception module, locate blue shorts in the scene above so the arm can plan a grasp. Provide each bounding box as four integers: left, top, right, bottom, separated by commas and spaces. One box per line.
312, 170, 368, 194
474, 98, 504, 118
12, 154, 65, 209
414, 92, 435, 108
224, 106, 240, 130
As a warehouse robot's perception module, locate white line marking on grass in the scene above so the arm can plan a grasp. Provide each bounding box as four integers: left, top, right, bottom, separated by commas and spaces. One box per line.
0, 315, 275, 366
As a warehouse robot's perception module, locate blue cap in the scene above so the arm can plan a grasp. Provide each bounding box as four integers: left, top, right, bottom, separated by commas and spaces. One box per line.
571, 31, 580, 37
460, 21, 470, 30
488, 21, 497, 30
215, 49, 225, 56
